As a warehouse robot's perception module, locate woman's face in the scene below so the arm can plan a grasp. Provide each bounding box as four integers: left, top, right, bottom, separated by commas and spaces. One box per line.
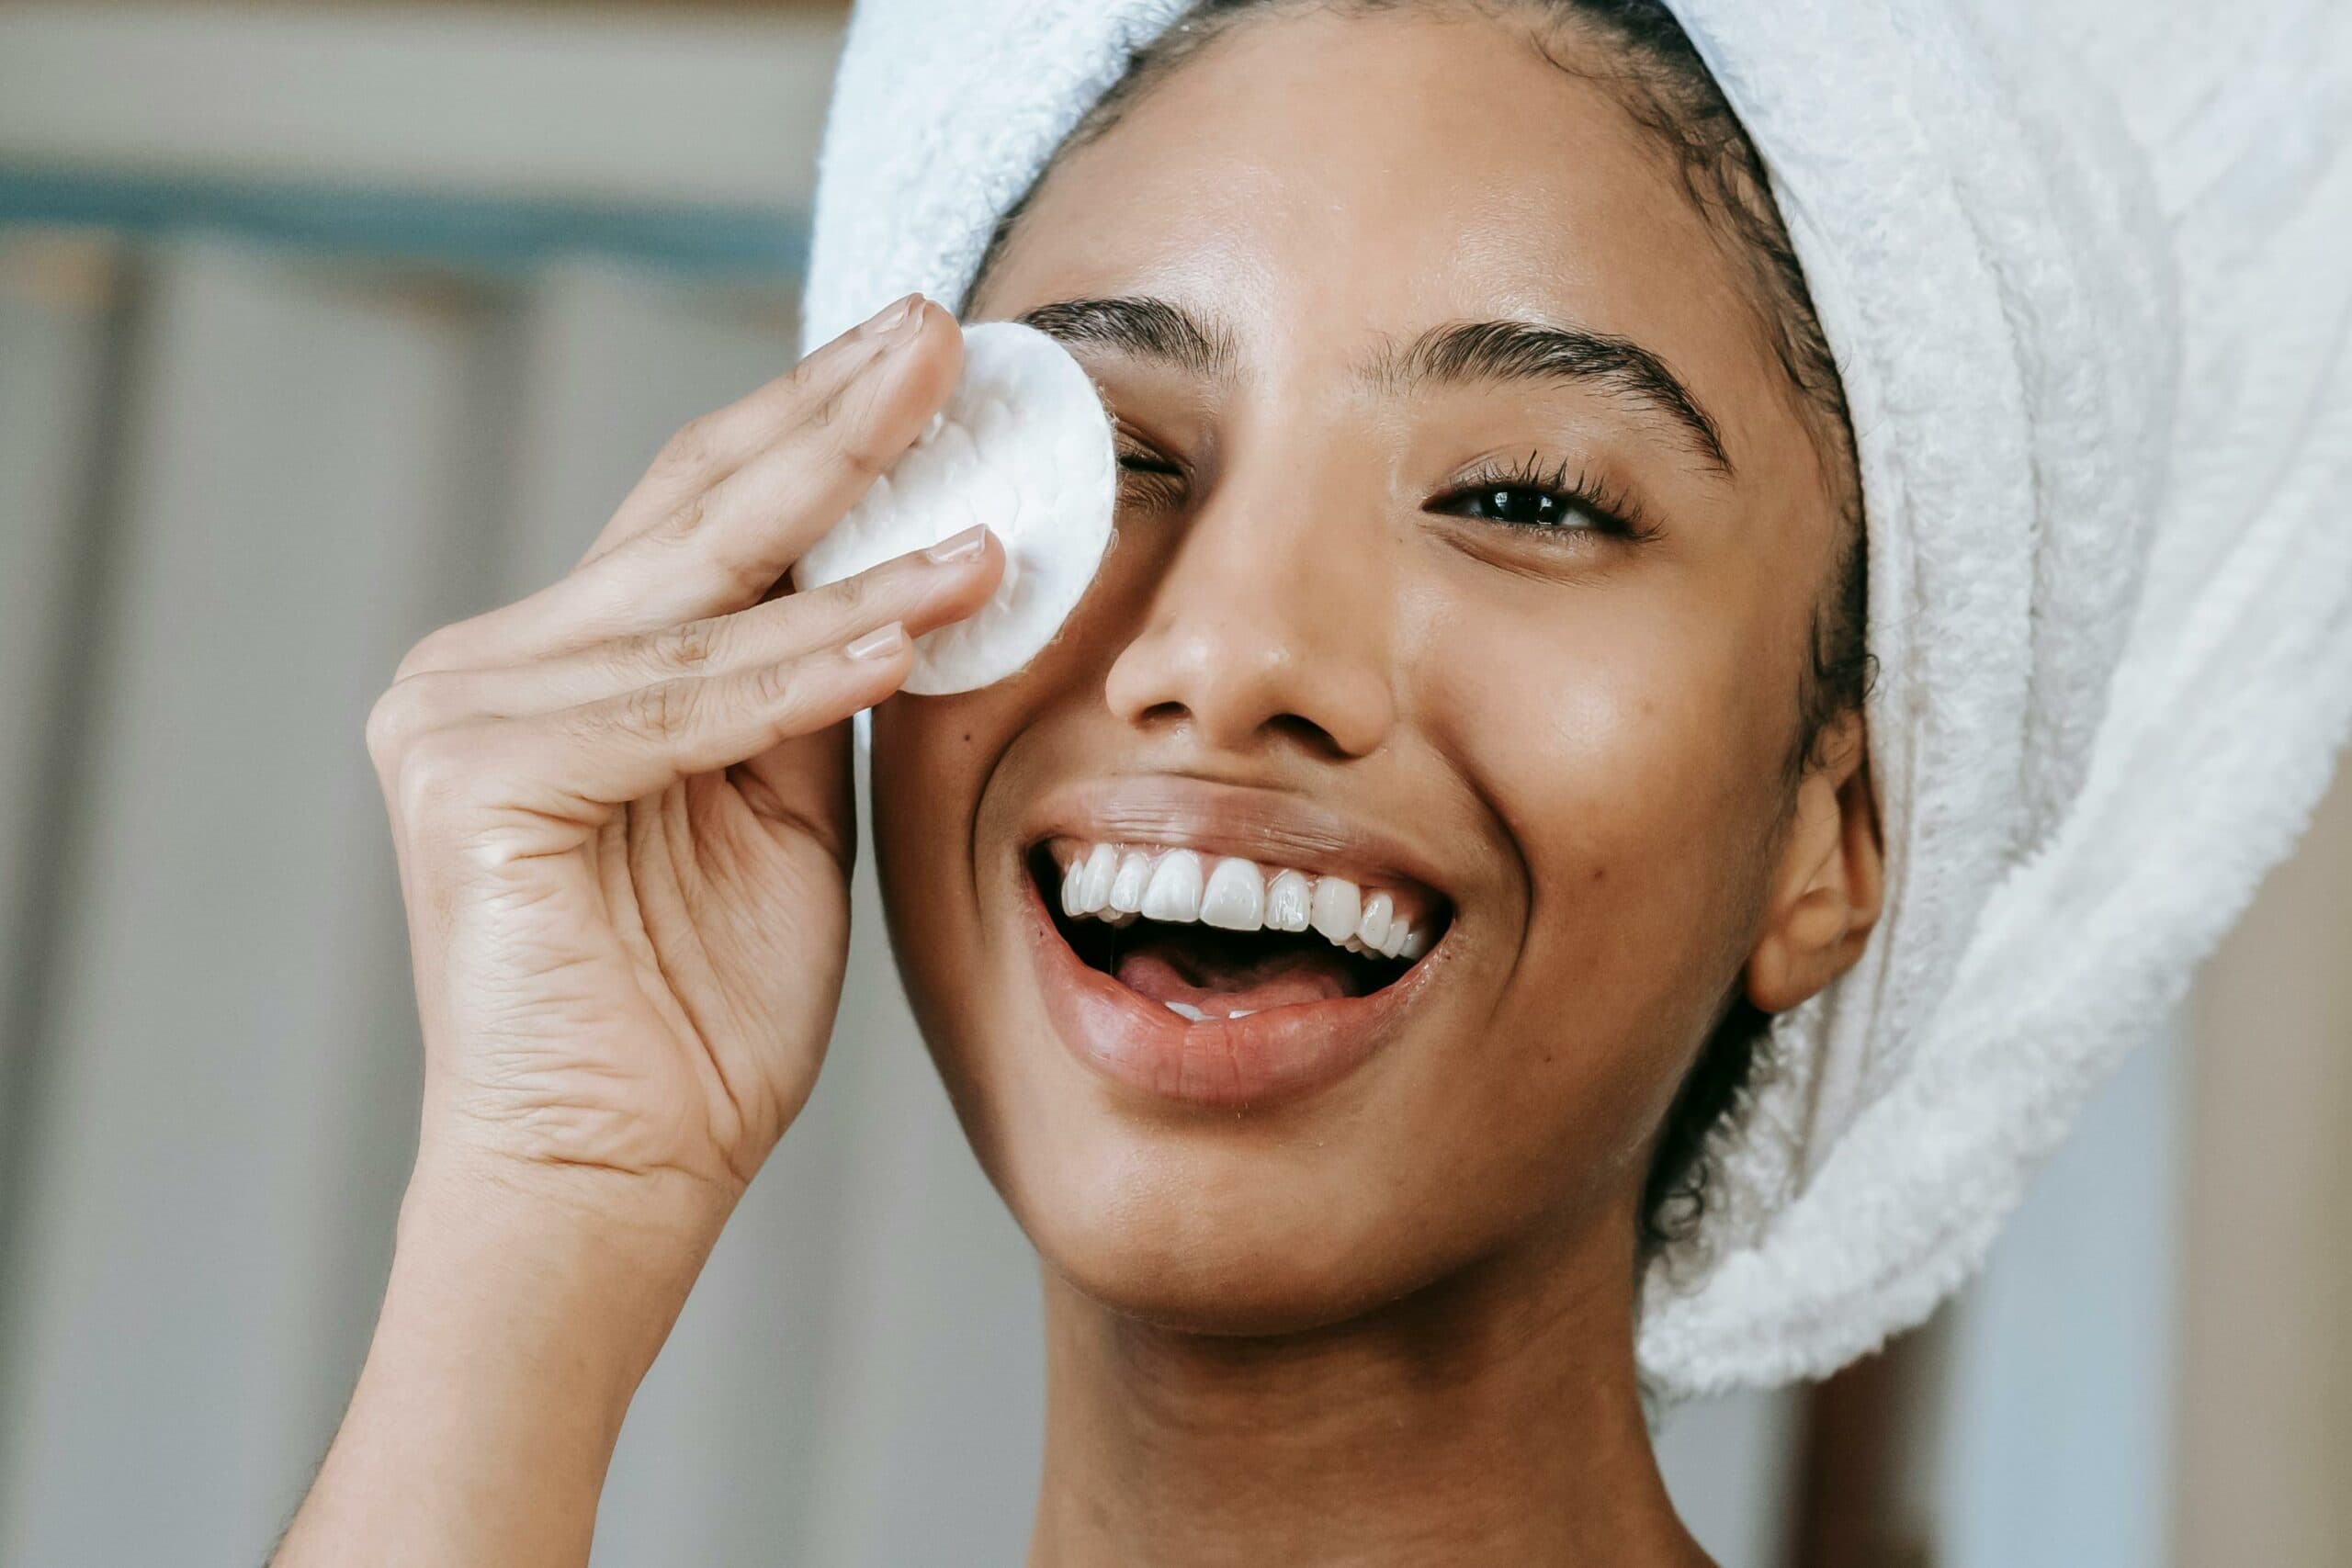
871, 6, 1861, 1332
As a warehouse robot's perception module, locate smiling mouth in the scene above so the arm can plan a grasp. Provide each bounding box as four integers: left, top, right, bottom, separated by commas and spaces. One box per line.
1028, 839, 1450, 1021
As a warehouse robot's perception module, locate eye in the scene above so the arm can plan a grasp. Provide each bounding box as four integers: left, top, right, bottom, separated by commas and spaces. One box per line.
1114, 427, 1187, 511
1427, 453, 1653, 542
1449, 484, 1579, 528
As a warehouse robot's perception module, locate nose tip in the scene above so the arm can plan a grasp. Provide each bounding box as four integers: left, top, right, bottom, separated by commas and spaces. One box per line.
1102, 596, 1395, 761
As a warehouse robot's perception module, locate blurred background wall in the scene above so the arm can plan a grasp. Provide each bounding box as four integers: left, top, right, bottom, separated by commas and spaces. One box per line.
0, 5, 2337, 1565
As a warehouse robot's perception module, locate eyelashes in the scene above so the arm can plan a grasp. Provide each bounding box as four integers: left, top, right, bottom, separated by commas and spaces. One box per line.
1113, 429, 1660, 546
1425, 451, 1658, 543
1114, 428, 1187, 512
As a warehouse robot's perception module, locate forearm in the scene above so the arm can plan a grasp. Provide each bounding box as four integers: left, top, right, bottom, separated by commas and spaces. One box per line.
287, 291, 955, 1567
273, 1154, 726, 1568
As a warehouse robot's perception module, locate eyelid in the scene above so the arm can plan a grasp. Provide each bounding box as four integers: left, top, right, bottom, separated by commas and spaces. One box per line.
1428, 449, 1660, 542
1113, 420, 1184, 472
1108, 419, 1190, 515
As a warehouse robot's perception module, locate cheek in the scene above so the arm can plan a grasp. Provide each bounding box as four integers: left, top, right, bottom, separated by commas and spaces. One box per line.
1426, 569, 1782, 855
870, 691, 1010, 1017
1412, 568, 1789, 1144
870, 669, 1101, 1168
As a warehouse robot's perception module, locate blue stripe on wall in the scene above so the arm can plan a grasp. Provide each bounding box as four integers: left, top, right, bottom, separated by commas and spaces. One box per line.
0, 164, 807, 278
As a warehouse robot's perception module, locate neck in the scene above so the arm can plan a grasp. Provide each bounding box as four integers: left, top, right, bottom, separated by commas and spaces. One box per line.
1026, 1214, 1710, 1568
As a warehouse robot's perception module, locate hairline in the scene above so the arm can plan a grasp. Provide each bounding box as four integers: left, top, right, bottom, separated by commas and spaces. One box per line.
965, 0, 1871, 778
959, 0, 1874, 1263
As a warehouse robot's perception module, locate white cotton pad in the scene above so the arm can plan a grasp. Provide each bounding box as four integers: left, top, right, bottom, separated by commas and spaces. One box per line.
792, 319, 1116, 694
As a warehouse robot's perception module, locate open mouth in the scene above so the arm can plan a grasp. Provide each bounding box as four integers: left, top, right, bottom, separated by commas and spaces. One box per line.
1028, 838, 1452, 1022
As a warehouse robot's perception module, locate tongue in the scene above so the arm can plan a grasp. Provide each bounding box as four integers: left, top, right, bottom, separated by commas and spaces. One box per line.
1113, 931, 1358, 1015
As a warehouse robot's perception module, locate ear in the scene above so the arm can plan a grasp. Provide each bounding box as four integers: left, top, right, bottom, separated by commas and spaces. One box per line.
1746, 710, 1883, 1015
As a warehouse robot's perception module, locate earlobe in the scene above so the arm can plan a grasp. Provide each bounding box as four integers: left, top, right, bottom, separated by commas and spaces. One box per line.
1745, 716, 1884, 1015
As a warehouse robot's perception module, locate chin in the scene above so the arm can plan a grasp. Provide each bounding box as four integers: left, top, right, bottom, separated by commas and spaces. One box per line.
1013, 1140, 1476, 1339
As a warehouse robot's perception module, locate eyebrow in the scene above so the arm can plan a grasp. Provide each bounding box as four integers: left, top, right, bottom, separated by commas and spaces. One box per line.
1385, 319, 1733, 477
1016, 294, 1731, 478
1017, 296, 1237, 381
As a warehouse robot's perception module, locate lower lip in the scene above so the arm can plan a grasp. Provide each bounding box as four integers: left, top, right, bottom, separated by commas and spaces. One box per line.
1020, 873, 1442, 1110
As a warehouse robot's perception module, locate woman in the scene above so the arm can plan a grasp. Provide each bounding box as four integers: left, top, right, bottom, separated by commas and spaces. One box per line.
276, 0, 2351, 1562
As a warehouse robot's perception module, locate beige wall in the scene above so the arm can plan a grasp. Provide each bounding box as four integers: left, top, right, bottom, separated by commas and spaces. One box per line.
2180, 758, 2352, 1564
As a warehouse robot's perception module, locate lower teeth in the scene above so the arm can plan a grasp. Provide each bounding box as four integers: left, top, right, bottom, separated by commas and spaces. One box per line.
1164, 1001, 1258, 1021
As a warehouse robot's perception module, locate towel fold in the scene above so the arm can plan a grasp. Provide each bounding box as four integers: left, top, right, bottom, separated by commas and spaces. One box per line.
801, 0, 2352, 1396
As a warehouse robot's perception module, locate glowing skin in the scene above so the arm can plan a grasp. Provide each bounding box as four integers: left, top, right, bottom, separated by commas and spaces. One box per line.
278, 6, 1883, 1568
871, 8, 1882, 1566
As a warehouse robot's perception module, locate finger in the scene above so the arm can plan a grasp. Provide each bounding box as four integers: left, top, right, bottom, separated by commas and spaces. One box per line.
403, 300, 962, 679
532, 626, 912, 810
396, 527, 1002, 726
554, 309, 965, 642
584, 293, 928, 561
418, 626, 915, 855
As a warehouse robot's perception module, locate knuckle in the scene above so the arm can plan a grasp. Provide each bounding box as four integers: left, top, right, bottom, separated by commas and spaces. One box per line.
394, 624, 469, 683
656, 414, 719, 475
784, 345, 839, 400
723, 554, 787, 604
656, 489, 711, 544
619, 676, 700, 741
822, 570, 871, 623
365, 681, 424, 765
746, 658, 803, 715
834, 426, 894, 482
392, 728, 480, 830
366, 671, 469, 770
652, 615, 725, 672
803, 379, 848, 435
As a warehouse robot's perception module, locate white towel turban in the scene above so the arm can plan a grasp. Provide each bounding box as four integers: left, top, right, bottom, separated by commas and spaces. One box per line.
800, 0, 2352, 1396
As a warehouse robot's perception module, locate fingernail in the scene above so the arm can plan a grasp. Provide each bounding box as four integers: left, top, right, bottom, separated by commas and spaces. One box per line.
844, 623, 908, 661
925, 524, 989, 564
860, 293, 925, 344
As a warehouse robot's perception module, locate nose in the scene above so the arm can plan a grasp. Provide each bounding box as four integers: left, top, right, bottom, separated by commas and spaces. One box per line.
1102, 468, 1396, 759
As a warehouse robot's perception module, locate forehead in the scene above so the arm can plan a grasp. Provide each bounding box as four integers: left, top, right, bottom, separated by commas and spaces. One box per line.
976, 7, 1781, 434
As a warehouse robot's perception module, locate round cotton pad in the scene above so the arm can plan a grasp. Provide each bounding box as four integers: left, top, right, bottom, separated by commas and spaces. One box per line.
792, 320, 1116, 695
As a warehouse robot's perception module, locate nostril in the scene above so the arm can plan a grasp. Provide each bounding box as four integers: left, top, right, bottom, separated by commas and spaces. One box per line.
1102, 606, 1395, 758
1121, 702, 1359, 760
1263, 713, 1351, 760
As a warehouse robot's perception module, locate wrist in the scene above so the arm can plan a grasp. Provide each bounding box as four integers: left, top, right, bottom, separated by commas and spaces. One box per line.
275, 1149, 731, 1566
392, 1141, 732, 1395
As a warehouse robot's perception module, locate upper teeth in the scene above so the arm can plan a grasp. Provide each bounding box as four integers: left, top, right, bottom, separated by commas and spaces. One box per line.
1058, 843, 1431, 961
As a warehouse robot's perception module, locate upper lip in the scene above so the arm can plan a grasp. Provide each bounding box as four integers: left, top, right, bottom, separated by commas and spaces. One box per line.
1021, 773, 1456, 910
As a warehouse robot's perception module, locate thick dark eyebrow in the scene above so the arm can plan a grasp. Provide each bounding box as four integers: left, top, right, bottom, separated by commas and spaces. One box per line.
1015, 296, 1236, 381
1014, 299, 1729, 478
1383, 319, 1734, 478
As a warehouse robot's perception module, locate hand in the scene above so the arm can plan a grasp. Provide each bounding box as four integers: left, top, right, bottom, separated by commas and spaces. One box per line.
275, 296, 994, 1568
365, 291, 993, 1221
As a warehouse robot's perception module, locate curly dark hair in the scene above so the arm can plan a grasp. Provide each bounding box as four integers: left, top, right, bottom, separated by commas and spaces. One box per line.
968, 0, 1873, 1259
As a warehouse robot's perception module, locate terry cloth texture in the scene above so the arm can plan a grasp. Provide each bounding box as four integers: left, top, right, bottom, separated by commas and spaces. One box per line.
800, 0, 2352, 1397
